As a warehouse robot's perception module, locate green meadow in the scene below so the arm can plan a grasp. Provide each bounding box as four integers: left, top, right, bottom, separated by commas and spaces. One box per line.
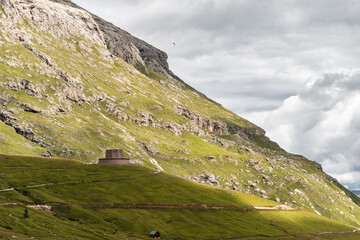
0, 154, 357, 240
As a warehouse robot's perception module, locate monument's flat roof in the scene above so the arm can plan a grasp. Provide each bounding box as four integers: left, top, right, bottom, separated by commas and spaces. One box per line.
99, 158, 130, 161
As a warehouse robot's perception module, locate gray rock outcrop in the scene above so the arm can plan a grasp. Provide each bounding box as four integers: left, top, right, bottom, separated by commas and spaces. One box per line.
47, 0, 179, 83
176, 105, 265, 139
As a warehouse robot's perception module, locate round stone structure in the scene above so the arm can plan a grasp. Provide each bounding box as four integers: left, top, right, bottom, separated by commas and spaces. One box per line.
98, 149, 138, 166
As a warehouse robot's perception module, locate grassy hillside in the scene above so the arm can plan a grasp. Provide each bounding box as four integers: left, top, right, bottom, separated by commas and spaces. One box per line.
0, 154, 358, 240
0, 0, 359, 230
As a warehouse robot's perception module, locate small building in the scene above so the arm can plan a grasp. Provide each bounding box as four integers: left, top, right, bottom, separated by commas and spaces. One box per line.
98, 149, 139, 166
149, 230, 160, 239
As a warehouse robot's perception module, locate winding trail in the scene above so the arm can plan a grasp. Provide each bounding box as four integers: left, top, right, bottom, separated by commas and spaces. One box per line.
254, 204, 298, 211
3, 201, 299, 212
149, 157, 164, 171
0, 188, 14, 192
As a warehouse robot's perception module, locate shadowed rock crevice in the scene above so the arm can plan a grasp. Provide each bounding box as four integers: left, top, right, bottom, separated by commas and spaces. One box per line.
0, 108, 46, 147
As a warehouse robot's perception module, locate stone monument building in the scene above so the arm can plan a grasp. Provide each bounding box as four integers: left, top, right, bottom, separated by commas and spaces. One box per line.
98, 149, 138, 166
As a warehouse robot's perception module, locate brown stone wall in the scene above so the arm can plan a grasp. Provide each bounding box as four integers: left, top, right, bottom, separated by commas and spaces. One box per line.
105, 149, 123, 159
98, 159, 134, 165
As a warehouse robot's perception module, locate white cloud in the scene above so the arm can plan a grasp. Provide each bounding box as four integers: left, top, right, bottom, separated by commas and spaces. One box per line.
333, 171, 360, 188
264, 72, 360, 189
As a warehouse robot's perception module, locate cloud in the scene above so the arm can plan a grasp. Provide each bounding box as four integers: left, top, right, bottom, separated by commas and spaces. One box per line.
264, 72, 360, 189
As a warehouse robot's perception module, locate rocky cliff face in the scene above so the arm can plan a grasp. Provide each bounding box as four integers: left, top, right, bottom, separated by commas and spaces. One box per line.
2, 0, 106, 46
0, 0, 360, 228
48, 0, 179, 83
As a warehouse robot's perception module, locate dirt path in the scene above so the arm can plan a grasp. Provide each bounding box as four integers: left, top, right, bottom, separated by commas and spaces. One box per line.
0, 187, 14, 192
23, 202, 301, 212
254, 204, 298, 211
1, 200, 301, 213
149, 157, 163, 171
1, 201, 293, 212
51, 202, 256, 211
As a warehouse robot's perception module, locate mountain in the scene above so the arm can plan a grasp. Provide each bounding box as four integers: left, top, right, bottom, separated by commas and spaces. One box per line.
0, 0, 360, 234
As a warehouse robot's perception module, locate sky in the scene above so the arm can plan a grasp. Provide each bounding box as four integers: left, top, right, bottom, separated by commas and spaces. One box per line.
72, 0, 360, 189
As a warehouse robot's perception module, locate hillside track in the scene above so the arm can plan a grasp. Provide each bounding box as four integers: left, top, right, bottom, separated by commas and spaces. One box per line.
52, 203, 303, 212
2, 202, 302, 212
49, 202, 257, 211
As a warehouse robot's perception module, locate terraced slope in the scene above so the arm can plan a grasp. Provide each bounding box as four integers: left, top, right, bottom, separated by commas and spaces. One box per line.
0, 0, 359, 229
0, 154, 358, 240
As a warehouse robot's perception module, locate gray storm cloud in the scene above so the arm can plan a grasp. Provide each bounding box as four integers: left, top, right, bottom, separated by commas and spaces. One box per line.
72, 0, 360, 189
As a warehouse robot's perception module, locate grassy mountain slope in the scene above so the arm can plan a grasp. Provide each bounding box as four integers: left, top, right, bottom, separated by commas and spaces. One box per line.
0, 0, 359, 230
0, 154, 358, 240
